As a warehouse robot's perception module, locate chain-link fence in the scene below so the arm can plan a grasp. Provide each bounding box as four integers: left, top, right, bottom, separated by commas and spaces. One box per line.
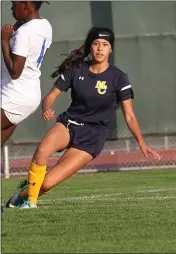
1, 135, 176, 178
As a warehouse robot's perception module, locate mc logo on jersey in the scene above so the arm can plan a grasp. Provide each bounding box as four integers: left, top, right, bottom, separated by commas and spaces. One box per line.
95, 81, 107, 95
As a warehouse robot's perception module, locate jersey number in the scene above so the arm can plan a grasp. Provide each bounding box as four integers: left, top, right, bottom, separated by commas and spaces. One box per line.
37, 39, 46, 67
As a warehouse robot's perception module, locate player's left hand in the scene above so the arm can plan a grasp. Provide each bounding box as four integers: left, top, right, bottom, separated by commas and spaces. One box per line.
139, 143, 161, 160
1, 24, 14, 41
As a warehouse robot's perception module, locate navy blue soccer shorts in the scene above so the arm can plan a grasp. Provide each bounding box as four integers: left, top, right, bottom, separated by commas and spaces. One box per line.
56, 112, 108, 158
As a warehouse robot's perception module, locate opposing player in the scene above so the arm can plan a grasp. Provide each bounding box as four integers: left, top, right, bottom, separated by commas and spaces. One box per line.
1, 1, 52, 147
6, 27, 161, 208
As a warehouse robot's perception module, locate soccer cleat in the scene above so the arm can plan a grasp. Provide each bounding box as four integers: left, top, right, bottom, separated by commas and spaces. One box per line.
19, 200, 37, 209
5, 194, 25, 208
5, 179, 28, 208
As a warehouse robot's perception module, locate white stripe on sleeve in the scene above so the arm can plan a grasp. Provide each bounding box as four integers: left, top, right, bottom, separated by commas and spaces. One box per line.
120, 85, 132, 91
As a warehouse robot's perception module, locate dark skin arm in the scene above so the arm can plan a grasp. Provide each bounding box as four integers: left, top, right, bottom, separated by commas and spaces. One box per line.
1, 24, 26, 80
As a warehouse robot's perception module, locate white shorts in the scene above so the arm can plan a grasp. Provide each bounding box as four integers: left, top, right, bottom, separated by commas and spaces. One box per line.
2, 102, 40, 125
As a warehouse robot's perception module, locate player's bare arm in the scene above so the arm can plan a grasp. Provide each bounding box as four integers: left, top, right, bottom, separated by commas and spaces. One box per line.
1, 24, 26, 79
42, 87, 62, 120
121, 99, 161, 160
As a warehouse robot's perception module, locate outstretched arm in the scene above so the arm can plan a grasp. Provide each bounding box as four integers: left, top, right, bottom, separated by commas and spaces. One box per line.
121, 99, 161, 160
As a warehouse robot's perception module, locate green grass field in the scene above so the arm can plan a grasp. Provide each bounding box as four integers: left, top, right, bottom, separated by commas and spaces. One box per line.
2, 169, 176, 253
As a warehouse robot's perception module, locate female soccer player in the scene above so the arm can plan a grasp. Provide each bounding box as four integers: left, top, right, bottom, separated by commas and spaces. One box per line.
6, 27, 161, 208
1, 1, 52, 147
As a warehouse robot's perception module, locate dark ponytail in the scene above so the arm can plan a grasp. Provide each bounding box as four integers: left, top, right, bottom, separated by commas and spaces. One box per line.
51, 45, 86, 78
51, 28, 96, 79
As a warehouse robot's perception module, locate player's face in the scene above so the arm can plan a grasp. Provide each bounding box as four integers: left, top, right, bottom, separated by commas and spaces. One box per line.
11, 1, 27, 21
90, 39, 112, 63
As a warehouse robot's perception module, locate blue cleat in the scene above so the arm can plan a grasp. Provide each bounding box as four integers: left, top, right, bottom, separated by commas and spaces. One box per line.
5, 193, 26, 208
19, 200, 37, 209
5, 179, 28, 208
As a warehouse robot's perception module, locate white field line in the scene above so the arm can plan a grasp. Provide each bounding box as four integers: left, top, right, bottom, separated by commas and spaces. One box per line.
39, 188, 176, 204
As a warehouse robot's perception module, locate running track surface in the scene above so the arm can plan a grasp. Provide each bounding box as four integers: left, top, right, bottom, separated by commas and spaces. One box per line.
1, 149, 176, 175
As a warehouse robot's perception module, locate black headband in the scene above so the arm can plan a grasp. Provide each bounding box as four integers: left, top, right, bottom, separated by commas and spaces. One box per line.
89, 30, 114, 49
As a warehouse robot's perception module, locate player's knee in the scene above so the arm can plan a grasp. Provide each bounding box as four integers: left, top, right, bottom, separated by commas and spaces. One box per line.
40, 182, 52, 193
39, 189, 50, 196
32, 146, 49, 165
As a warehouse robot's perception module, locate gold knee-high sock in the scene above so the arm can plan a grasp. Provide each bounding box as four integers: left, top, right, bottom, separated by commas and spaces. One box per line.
27, 162, 46, 205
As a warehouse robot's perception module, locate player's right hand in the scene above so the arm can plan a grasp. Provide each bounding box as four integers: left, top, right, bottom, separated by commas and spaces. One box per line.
1, 24, 14, 40
42, 108, 55, 121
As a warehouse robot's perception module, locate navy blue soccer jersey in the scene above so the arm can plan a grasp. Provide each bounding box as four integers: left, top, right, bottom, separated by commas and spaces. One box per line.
54, 62, 134, 126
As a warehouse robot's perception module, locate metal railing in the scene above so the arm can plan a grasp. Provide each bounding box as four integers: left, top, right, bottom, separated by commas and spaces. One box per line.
1, 135, 176, 178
